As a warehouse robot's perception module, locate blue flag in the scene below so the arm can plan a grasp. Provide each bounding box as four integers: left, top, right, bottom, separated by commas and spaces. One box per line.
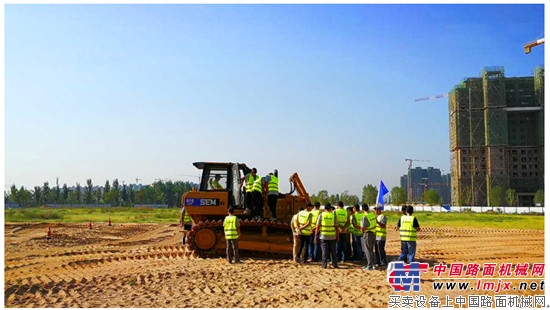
377, 180, 389, 209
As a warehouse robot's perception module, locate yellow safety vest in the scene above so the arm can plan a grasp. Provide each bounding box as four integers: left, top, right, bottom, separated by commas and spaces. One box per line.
320, 212, 336, 238
253, 176, 263, 193
298, 210, 312, 236
224, 215, 239, 240
365, 212, 377, 233
375, 214, 387, 238
211, 180, 222, 189
268, 175, 279, 192
400, 215, 417, 242
335, 208, 348, 231
183, 211, 193, 225
349, 213, 364, 236
310, 209, 321, 230
245, 174, 256, 192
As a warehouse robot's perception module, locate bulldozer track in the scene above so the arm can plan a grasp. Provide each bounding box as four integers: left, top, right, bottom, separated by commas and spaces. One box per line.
187, 218, 292, 257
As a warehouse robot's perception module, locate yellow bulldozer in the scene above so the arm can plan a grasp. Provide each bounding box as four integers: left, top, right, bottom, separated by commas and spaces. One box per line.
181, 162, 311, 257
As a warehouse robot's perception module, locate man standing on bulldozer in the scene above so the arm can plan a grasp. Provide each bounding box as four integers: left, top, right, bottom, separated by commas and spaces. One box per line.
241, 168, 260, 217
263, 169, 279, 221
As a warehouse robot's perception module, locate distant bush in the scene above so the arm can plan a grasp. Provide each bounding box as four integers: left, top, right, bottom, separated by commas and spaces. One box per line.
6, 209, 64, 221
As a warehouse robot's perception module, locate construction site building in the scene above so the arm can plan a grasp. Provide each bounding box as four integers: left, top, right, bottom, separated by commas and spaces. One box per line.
400, 167, 451, 204
449, 66, 544, 206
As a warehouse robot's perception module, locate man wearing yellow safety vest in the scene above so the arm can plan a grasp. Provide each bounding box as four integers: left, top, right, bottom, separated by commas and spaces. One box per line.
374, 206, 387, 267
209, 174, 224, 190
240, 168, 262, 218
290, 207, 304, 263
295, 203, 313, 263
361, 203, 377, 270
308, 202, 322, 262
315, 203, 339, 269
223, 207, 241, 264
349, 204, 364, 261
397, 205, 420, 263
263, 169, 279, 221
179, 205, 194, 245
335, 201, 351, 262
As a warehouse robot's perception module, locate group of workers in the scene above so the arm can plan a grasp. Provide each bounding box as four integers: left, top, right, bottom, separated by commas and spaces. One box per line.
180, 167, 421, 268
291, 202, 420, 269
239, 167, 279, 221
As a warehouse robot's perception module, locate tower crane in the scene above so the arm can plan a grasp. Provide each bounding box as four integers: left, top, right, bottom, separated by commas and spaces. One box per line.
524, 38, 544, 54
414, 93, 448, 102
405, 158, 431, 202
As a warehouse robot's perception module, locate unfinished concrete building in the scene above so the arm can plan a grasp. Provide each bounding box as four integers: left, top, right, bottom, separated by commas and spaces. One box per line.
449, 66, 544, 206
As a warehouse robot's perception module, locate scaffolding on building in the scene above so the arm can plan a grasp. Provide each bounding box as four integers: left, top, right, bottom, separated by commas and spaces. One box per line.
449, 66, 544, 206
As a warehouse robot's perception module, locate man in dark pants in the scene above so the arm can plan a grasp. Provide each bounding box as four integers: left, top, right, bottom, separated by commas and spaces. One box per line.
308, 202, 322, 262
334, 201, 351, 262
296, 203, 313, 263
240, 168, 260, 217
263, 169, 279, 221
316, 203, 339, 269
374, 206, 387, 267
398, 205, 409, 264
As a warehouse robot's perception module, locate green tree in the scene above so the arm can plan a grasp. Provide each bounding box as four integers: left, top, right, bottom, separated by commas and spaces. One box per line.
112, 179, 121, 206
135, 185, 155, 204
94, 187, 103, 204
316, 190, 329, 205
11, 186, 31, 207
84, 179, 94, 204
9, 185, 18, 204
391, 187, 407, 206
54, 181, 61, 204
121, 184, 129, 206
33, 186, 42, 206
127, 185, 135, 204
310, 193, 318, 204
534, 189, 544, 205
340, 191, 359, 206
505, 188, 517, 206
67, 190, 79, 204
489, 186, 504, 206
328, 194, 337, 205
425, 189, 441, 206
104, 180, 111, 197
362, 184, 377, 205
75, 183, 82, 204
42, 182, 51, 204
62, 184, 69, 203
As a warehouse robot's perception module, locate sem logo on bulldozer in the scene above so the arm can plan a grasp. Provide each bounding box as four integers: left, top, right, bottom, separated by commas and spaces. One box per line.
185, 198, 222, 206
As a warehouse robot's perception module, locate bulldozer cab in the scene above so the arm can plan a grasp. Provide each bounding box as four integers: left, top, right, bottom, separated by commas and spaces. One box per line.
194, 161, 250, 207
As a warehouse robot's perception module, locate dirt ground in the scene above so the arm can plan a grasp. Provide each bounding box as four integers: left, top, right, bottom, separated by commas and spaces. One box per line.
4, 222, 545, 308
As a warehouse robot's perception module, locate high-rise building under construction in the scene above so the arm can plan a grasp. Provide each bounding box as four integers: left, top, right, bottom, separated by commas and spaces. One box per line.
449, 66, 544, 206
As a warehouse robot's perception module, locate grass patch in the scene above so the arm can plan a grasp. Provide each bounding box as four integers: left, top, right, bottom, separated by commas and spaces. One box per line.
382, 211, 543, 230
4, 207, 544, 230
4, 207, 180, 224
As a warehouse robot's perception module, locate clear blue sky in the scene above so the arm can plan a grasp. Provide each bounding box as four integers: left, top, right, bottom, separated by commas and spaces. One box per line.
4, 4, 545, 197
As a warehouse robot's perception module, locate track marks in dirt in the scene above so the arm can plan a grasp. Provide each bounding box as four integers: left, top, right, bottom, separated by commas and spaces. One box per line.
4, 223, 544, 308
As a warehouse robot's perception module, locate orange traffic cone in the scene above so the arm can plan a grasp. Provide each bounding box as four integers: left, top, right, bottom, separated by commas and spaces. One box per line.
46, 227, 52, 240
108, 218, 112, 226
89, 220, 93, 230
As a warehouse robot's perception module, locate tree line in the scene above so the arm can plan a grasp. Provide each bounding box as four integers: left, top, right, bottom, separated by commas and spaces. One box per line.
4, 179, 197, 208
309, 185, 414, 206
10, 179, 537, 208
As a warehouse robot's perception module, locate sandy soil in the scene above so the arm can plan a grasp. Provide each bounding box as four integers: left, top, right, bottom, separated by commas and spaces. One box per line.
4, 222, 544, 308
